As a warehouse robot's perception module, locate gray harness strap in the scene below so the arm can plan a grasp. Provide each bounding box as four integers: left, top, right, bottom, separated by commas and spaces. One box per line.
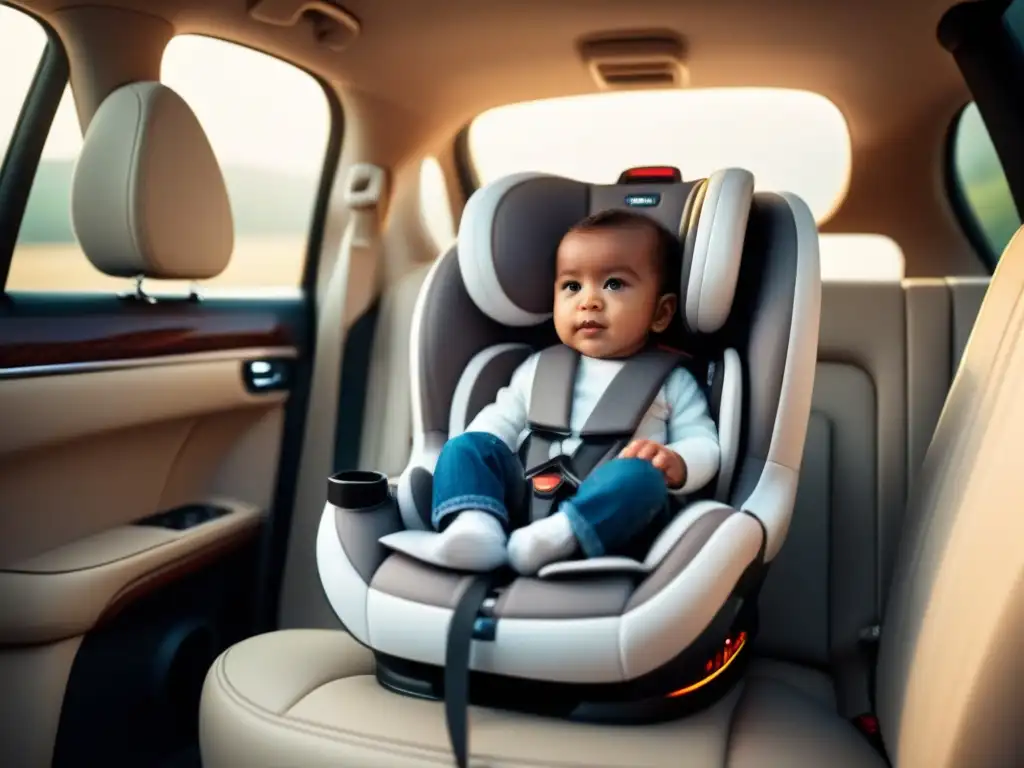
522, 344, 681, 521
572, 347, 683, 476
522, 344, 578, 472
579, 347, 683, 436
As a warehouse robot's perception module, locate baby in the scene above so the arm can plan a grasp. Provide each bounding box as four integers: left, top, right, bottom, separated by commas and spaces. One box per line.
427, 209, 720, 574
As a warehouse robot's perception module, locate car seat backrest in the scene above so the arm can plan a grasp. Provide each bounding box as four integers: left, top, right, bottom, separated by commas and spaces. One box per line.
71, 81, 234, 281
876, 225, 1024, 767
402, 168, 821, 564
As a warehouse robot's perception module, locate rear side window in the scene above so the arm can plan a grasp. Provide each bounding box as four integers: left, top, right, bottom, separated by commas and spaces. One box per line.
467, 89, 852, 223
949, 102, 1021, 264
465, 89, 906, 281
0, 6, 49, 168
8, 34, 332, 296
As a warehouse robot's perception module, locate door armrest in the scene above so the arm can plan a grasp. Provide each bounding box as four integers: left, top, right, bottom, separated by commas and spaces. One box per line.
0, 498, 262, 645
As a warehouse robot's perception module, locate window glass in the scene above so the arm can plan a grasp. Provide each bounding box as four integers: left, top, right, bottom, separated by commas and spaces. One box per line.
0, 6, 49, 169
466, 88, 852, 224
818, 234, 905, 282
950, 102, 1020, 262
419, 156, 457, 252
8, 34, 331, 295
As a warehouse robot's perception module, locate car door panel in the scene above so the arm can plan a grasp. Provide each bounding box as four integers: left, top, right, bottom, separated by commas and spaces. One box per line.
0, 293, 308, 766
0, 296, 304, 561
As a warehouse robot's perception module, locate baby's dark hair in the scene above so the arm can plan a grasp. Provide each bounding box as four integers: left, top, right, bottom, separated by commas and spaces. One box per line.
567, 209, 680, 294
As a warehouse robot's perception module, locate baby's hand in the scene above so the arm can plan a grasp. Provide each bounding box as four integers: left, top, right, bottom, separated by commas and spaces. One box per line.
619, 439, 687, 489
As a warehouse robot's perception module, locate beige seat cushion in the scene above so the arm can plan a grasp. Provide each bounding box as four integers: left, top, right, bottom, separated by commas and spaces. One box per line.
199, 629, 884, 767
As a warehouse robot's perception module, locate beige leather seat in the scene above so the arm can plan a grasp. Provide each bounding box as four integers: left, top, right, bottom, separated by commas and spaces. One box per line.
199, 227, 1024, 767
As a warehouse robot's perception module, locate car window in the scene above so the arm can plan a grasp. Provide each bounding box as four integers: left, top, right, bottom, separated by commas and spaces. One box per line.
0, 5, 50, 169
818, 234, 904, 282
467, 89, 851, 223
7, 34, 332, 296
465, 89, 905, 281
950, 102, 1021, 264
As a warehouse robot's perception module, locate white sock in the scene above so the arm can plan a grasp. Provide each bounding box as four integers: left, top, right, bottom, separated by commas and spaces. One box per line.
507, 512, 578, 576
435, 510, 508, 571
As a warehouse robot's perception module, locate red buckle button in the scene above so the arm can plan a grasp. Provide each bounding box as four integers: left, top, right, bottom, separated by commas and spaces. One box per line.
531, 474, 563, 494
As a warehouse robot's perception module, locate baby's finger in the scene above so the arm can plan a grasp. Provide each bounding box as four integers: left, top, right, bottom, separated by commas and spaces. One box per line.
638, 442, 660, 461
651, 452, 669, 470
619, 440, 641, 458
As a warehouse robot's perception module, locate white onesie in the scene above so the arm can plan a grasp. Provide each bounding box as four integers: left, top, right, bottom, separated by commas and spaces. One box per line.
463, 350, 721, 495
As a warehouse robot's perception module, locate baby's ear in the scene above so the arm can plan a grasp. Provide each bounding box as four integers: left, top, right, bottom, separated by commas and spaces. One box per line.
651, 292, 678, 333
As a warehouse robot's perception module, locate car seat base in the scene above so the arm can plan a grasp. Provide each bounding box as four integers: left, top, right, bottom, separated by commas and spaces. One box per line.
375, 615, 754, 725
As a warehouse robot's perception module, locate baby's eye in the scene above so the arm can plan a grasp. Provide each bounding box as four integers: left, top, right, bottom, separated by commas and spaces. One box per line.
562, 280, 581, 292
604, 277, 625, 291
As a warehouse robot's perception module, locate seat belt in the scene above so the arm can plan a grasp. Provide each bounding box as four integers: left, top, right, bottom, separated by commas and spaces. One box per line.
521, 344, 682, 521
573, 346, 683, 474
274, 163, 387, 629
839, 623, 888, 761
331, 164, 390, 471
335, 163, 388, 335
444, 574, 497, 768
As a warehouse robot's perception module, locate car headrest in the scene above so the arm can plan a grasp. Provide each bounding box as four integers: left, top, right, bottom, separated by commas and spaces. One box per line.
457, 167, 754, 336
71, 82, 234, 280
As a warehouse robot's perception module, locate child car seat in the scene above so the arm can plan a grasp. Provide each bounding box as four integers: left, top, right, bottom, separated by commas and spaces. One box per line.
315, 165, 821, 761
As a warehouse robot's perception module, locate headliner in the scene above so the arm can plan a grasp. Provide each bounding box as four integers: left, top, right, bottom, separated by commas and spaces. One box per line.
18, 0, 968, 148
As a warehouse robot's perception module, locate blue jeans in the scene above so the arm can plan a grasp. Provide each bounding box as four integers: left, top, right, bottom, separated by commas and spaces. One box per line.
432, 431, 669, 558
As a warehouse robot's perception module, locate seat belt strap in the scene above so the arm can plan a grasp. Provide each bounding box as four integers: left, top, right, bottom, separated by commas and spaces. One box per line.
268, 163, 387, 628
835, 623, 881, 723
521, 345, 577, 507
523, 345, 681, 487
444, 575, 496, 768
569, 346, 682, 479
331, 165, 390, 471
526, 344, 578, 432
336, 163, 388, 332
578, 346, 681, 437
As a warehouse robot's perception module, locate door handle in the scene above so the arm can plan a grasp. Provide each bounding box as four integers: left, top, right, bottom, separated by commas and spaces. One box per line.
243, 358, 292, 393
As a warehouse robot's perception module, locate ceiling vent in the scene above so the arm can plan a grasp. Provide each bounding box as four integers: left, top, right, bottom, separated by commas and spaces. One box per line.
578, 32, 689, 90
249, 0, 360, 51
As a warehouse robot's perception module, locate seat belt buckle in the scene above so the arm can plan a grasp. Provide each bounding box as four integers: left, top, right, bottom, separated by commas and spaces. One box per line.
851, 712, 888, 758
523, 458, 578, 523
852, 713, 879, 735
531, 473, 565, 498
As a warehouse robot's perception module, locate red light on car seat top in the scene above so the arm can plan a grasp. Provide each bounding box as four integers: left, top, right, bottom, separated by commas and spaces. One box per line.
627, 166, 676, 177
618, 166, 683, 184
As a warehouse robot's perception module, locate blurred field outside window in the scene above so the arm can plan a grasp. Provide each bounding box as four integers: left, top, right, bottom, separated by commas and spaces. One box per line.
4, 31, 331, 296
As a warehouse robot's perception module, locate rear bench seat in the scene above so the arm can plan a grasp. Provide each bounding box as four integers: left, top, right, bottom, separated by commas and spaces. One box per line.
754, 276, 990, 718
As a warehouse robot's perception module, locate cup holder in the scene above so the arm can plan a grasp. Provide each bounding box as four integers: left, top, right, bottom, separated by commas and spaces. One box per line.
327, 469, 390, 510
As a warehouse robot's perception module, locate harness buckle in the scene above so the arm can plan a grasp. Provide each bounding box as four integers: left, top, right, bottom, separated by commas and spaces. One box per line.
531, 473, 564, 496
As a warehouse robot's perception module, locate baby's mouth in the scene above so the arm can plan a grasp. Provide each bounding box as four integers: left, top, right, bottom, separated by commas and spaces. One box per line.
577, 319, 606, 333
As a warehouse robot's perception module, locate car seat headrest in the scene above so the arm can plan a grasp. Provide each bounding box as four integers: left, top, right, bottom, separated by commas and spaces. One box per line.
456, 167, 754, 335
71, 82, 234, 280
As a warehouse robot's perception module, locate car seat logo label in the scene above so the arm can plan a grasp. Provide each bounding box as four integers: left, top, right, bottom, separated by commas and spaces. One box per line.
624, 192, 661, 207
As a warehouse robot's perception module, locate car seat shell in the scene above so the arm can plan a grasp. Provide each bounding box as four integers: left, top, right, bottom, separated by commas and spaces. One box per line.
315, 167, 821, 697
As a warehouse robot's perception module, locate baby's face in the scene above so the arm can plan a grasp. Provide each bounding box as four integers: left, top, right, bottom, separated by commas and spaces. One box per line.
553, 226, 676, 359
